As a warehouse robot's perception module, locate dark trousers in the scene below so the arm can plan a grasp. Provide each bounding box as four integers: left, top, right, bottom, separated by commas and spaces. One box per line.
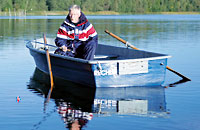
75, 40, 97, 60
55, 41, 97, 60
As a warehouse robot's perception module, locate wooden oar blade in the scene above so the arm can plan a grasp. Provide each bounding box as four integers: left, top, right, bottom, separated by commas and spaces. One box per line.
43, 33, 54, 104
166, 66, 191, 81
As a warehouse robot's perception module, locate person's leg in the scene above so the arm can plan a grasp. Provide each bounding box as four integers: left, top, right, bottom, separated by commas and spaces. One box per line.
82, 41, 97, 60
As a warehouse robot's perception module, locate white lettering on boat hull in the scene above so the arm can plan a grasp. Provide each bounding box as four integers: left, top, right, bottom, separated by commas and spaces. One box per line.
93, 60, 148, 76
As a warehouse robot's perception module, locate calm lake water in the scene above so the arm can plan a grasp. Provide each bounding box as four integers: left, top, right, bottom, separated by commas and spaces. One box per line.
0, 14, 200, 130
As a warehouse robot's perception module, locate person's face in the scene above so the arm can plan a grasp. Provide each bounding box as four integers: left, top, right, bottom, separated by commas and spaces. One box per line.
70, 120, 81, 130
69, 9, 81, 23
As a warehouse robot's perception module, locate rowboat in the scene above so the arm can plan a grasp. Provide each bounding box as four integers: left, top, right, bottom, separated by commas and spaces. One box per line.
26, 38, 171, 87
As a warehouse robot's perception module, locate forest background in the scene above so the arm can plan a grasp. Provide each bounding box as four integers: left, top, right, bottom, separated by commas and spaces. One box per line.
0, 0, 199, 15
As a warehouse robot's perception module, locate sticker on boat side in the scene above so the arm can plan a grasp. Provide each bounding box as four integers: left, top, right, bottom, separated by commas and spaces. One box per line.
93, 61, 148, 76
95, 69, 118, 76
93, 63, 117, 76
119, 60, 148, 75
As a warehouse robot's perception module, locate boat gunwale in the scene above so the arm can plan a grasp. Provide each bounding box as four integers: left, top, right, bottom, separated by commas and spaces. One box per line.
26, 41, 89, 64
88, 55, 171, 64
26, 41, 171, 65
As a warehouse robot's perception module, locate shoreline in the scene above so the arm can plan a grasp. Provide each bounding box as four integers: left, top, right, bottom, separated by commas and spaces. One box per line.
0, 11, 200, 16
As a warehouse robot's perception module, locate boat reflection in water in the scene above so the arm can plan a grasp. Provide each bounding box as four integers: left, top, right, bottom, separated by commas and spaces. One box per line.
28, 68, 168, 129
94, 86, 167, 117
28, 68, 96, 129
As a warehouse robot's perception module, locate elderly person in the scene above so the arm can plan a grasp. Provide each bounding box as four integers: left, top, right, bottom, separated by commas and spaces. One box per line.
55, 5, 98, 60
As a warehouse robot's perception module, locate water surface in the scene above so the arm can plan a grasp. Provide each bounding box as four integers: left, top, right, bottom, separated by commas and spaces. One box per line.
0, 15, 200, 130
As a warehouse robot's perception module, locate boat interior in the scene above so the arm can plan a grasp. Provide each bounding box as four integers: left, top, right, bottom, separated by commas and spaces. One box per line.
30, 38, 169, 61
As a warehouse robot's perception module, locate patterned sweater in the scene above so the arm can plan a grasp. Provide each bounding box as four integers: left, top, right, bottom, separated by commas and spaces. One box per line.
55, 12, 98, 56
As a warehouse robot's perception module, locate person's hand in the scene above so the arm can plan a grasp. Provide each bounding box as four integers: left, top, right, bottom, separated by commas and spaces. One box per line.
61, 45, 67, 52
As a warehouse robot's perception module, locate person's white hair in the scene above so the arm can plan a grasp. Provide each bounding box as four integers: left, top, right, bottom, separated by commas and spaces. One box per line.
69, 5, 81, 12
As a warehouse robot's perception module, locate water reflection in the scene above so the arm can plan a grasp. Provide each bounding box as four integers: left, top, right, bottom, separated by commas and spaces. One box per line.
1, 16, 199, 50
28, 68, 96, 129
28, 68, 170, 129
0, 15, 198, 130
165, 79, 190, 88
94, 86, 167, 117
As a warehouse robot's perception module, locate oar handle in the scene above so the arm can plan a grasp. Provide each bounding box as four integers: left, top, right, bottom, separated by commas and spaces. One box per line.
105, 30, 139, 50
34, 41, 71, 52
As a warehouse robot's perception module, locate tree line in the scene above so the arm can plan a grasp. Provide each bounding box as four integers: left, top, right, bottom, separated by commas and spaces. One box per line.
0, 0, 199, 13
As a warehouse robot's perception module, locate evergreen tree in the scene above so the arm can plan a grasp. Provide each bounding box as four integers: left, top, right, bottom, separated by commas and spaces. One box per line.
0, 0, 13, 11
110, 0, 119, 12
26, 0, 38, 11
82, 0, 94, 11
47, 0, 59, 11
37, 0, 48, 11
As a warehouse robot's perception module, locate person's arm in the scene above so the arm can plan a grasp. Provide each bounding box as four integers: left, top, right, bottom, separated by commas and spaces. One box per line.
55, 21, 70, 52
55, 37, 68, 52
55, 28, 67, 47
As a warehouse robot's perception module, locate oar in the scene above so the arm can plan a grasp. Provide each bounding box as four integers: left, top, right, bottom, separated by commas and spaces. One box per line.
105, 29, 191, 81
43, 34, 54, 104
33, 41, 71, 51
